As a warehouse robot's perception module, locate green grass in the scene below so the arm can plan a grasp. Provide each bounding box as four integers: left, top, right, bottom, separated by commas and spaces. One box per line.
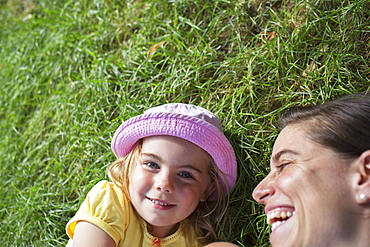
0, 0, 369, 246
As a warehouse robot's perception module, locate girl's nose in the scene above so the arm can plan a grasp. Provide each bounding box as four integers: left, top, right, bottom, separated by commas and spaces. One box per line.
252, 174, 275, 205
155, 172, 174, 193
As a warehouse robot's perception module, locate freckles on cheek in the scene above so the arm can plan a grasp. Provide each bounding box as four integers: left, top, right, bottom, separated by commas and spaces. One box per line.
280, 167, 308, 187
278, 172, 296, 188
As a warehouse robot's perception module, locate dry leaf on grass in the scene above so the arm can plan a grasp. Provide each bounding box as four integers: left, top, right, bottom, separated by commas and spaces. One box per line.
146, 41, 166, 61
259, 31, 276, 41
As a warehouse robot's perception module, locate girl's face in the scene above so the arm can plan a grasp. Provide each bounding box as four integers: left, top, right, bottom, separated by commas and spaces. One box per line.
252, 124, 358, 247
129, 135, 212, 238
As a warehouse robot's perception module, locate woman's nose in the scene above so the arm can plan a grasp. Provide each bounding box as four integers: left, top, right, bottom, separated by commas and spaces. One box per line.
252, 174, 275, 204
155, 172, 174, 193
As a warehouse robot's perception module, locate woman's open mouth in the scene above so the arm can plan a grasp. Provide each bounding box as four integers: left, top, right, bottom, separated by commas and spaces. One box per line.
266, 210, 294, 231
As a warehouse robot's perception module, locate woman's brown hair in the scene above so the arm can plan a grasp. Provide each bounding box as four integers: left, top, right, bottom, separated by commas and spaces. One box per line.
279, 92, 370, 158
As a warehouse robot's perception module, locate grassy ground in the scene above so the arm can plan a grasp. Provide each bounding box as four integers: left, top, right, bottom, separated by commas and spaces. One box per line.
0, 0, 369, 246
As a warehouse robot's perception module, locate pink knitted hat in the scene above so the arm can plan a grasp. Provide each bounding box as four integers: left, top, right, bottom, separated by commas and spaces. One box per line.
111, 103, 237, 195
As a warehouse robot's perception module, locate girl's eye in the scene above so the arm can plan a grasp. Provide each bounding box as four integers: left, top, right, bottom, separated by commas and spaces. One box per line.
144, 162, 160, 169
178, 171, 194, 179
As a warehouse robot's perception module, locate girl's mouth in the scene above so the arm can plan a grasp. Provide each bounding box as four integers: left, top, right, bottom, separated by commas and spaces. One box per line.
147, 197, 176, 208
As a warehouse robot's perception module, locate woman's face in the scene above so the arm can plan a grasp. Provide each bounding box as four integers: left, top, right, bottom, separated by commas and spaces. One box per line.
252, 124, 358, 247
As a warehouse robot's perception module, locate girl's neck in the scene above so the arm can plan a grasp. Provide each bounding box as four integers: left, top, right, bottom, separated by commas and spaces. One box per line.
147, 222, 180, 238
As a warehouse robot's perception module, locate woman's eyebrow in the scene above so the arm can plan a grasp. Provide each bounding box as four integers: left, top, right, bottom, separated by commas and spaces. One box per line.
271, 149, 299, 163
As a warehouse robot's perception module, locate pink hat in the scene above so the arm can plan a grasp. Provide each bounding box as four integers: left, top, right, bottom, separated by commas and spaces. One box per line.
111, 103, 237, 195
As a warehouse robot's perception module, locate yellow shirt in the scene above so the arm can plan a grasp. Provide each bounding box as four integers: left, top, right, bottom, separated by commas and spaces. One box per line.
66, 180, 202, 247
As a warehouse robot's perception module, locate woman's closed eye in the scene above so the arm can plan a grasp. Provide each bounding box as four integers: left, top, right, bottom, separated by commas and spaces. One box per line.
276, 162, 291, 172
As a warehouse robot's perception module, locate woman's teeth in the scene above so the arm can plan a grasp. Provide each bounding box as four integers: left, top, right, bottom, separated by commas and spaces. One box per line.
266, 210, 294, 231
271, 220, 287, 231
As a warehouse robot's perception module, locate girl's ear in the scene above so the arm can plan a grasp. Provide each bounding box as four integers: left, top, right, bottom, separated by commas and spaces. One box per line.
200, 182, 215, 202
354, 150, 370, 204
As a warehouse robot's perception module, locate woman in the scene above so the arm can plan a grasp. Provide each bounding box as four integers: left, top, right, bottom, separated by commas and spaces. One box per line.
253, 93, 370, 247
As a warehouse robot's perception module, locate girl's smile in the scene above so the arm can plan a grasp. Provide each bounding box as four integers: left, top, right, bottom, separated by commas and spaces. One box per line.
147, 197, 176, 210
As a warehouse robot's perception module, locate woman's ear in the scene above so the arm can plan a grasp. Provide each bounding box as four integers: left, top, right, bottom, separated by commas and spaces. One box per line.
354, 150, 370, 204
200, 182, 215, 202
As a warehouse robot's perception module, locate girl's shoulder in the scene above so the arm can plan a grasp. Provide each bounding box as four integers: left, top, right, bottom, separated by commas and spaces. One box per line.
87, 180, 124, 198
90, 180, 117, 190
89, 180, 113, 189
66, 180, 135, 244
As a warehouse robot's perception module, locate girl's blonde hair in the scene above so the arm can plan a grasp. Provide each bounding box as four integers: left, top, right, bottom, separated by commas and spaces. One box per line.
108, 139, 229, 245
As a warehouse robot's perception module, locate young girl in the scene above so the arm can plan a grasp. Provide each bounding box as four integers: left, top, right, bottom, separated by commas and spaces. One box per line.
65, 103, 237, 247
